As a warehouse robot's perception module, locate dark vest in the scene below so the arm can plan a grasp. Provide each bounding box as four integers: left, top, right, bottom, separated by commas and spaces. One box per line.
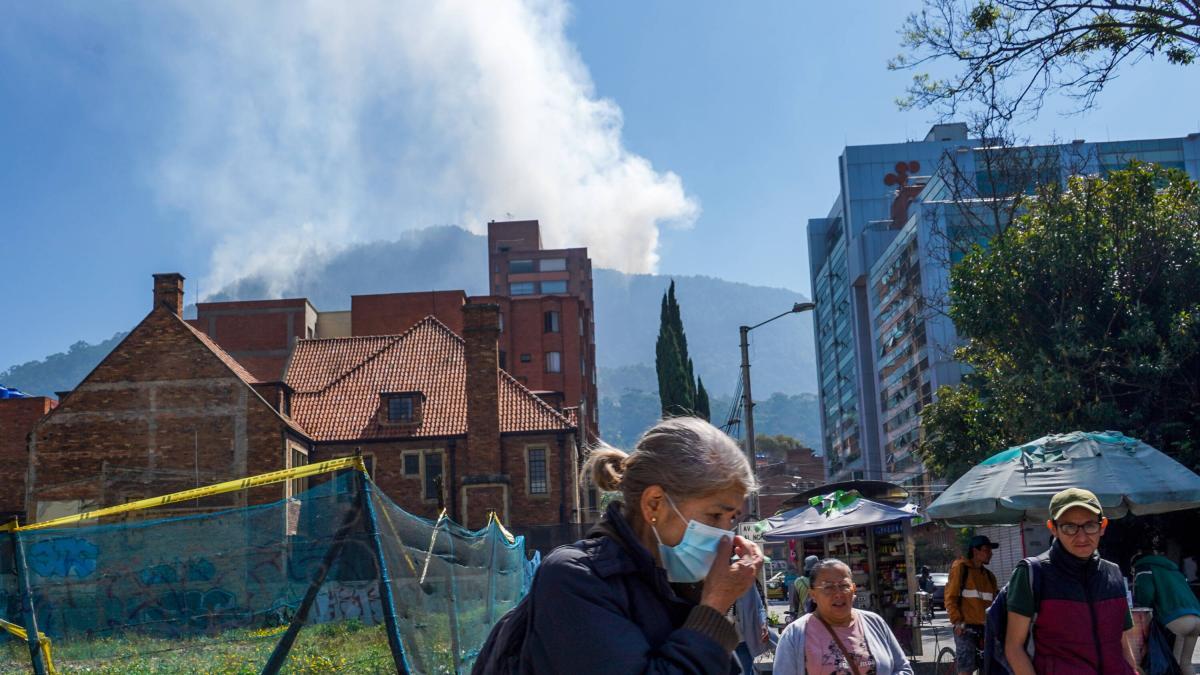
1033, 541, 1133, 674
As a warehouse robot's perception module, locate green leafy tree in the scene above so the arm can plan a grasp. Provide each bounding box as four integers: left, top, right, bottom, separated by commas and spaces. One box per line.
919, 164, 1200, 479
892, 0, 1199, 120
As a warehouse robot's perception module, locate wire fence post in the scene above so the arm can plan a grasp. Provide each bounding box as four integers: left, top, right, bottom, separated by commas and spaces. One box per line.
260, 470, 364, 675
360, 472, 412, 675
485, 516, 498, 626
12, 528, 48, 675
445, 524, 462, 673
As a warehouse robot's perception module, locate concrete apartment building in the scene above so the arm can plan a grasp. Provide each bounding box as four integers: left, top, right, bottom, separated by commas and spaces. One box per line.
189, 220, 599, 444
809, 125, 1200, 500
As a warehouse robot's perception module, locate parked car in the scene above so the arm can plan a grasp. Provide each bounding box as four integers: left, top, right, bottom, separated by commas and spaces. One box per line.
766, 571, 788, 600
930, 572, 949, 609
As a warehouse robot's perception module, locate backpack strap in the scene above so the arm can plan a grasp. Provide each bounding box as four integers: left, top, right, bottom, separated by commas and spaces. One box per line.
1025, 556, 1042, 611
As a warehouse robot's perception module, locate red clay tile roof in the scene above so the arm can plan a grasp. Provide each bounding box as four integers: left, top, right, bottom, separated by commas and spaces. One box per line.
284, 316, 574, 441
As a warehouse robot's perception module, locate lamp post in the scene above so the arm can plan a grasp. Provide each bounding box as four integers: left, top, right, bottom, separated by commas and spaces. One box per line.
740, 302, 815, 520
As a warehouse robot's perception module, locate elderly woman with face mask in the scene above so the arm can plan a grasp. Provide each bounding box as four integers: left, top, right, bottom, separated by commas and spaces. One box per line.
473, 416, 763, 674
773, 559, 913, 675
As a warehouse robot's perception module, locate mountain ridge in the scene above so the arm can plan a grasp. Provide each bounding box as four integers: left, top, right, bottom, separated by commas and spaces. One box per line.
2, 226, 820, 444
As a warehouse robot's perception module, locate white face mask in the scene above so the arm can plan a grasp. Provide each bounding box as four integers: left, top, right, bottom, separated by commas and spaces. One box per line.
650, 494, 732, 583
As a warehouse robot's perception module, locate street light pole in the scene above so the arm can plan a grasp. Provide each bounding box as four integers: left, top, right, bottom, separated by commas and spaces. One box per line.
739, 325, 759, 518
739, 302, 816, 520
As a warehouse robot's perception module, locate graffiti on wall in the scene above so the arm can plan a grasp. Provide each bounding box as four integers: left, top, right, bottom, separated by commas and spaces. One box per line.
27, 537, 99, 578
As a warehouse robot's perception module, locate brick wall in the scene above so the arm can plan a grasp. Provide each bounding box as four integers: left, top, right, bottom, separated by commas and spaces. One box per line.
350, 291, 466, 337
191, 298, 314, 381
28, 308, 305, 520
312, 430, 578, 532
463, 304, 501, 477
0, 396, 56, 521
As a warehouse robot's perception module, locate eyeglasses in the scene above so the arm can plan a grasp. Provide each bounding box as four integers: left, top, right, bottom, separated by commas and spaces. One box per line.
1056, 520, 1102, 536
813, 582, 855, 594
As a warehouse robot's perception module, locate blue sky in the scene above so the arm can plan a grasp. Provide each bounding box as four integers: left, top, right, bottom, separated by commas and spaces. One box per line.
3, 1, 1199, 370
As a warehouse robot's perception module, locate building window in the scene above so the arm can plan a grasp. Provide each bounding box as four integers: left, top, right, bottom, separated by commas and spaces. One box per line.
520, 353, 532, 363
499, 313, 504, 332
499, 350, 507, 369
510, 259, 535, 273
289, 445, 309, 496
388, 397, 414, 422
544, 310, 560, 333
539, 258, 567, 272
545, 351, 562, 373
510, 282, 535, 296
541, 280, 568, 294
424, 451, 443, 501
527, 447, 548, 494
403, 452, 421, 476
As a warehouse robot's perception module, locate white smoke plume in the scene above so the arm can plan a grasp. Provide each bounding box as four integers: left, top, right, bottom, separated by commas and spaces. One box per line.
150, 0, 699, 296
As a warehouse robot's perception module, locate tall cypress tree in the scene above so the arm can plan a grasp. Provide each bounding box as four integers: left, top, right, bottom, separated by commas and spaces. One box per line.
655, 281, 705, 418
695, 377, 711, 422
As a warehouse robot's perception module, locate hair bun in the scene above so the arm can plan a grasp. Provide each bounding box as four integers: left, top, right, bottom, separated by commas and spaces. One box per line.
586, 445, 628, 492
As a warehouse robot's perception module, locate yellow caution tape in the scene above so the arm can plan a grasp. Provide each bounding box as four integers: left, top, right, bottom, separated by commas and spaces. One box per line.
488, 512, 516, 545
0, 617, 57, 674
5, 455, 367, 533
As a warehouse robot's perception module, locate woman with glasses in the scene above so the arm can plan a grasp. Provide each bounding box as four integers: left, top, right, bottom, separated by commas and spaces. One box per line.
473, 416, 763, 674
773, 558, 913, 675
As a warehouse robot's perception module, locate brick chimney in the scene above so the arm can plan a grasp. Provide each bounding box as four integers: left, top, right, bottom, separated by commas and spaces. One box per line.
463, 302, 502, 476
153, 273, 185, 316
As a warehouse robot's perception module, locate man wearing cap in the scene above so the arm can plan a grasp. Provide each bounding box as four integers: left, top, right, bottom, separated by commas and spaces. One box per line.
945, 534, 1000, 674
1005, 488, 1139, 675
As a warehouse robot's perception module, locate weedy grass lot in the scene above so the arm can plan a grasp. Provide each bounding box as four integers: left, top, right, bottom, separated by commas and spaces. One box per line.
0, 621, 402, 674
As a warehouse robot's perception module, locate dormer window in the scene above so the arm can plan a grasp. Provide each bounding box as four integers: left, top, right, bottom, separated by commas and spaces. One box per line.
389, 397, 414, 422
380, 391, 424, 425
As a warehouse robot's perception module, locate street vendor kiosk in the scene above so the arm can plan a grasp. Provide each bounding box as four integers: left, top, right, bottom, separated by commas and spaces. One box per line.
764, 492, 923, 656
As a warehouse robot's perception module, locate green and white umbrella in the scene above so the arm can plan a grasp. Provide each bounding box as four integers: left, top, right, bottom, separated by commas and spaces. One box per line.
927, 431, 1200, 525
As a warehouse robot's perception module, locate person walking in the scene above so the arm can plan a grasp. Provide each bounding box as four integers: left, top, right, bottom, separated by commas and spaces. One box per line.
1005, 488, 1139, 675
773, 558, 913, 674
791, 555, 819, 618
945, 535, 999, 674
472, 416, 762, 674
1134, 551, 1200, 675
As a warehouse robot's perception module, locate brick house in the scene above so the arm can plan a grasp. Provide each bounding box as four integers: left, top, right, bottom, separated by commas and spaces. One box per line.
0, 392, 56, 522
24, 274, 313, 523
284, 303, 583, 549
188, 219, 599, 444
757, 444, 826, 517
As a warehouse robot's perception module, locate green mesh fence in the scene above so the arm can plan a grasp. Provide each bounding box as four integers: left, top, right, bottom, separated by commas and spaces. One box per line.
0, 469, 525, 674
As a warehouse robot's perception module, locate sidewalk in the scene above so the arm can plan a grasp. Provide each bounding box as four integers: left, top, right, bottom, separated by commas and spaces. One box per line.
911, 611, 954, 674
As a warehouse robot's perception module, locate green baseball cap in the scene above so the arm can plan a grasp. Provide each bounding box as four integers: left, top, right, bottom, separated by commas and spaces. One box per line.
1050, 487, 1103, 520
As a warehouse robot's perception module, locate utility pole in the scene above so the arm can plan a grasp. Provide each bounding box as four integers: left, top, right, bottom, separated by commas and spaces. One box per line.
738, 302, 816, 521
739, 324, 758, 519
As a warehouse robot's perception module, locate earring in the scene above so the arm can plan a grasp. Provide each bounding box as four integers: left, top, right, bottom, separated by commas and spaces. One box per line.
651, 517, 657, 524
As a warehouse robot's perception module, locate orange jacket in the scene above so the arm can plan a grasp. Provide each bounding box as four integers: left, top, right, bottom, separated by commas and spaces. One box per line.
945, 557, 998, 626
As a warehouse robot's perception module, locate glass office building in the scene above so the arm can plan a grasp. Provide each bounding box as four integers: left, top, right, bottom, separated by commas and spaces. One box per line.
808, 126, 1200, 495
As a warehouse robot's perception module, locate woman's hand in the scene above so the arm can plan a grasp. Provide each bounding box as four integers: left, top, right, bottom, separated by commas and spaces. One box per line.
700, 535, 763, 613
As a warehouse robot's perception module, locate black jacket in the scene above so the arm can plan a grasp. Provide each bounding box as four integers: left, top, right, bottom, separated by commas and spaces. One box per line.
474, 501, 739, 674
